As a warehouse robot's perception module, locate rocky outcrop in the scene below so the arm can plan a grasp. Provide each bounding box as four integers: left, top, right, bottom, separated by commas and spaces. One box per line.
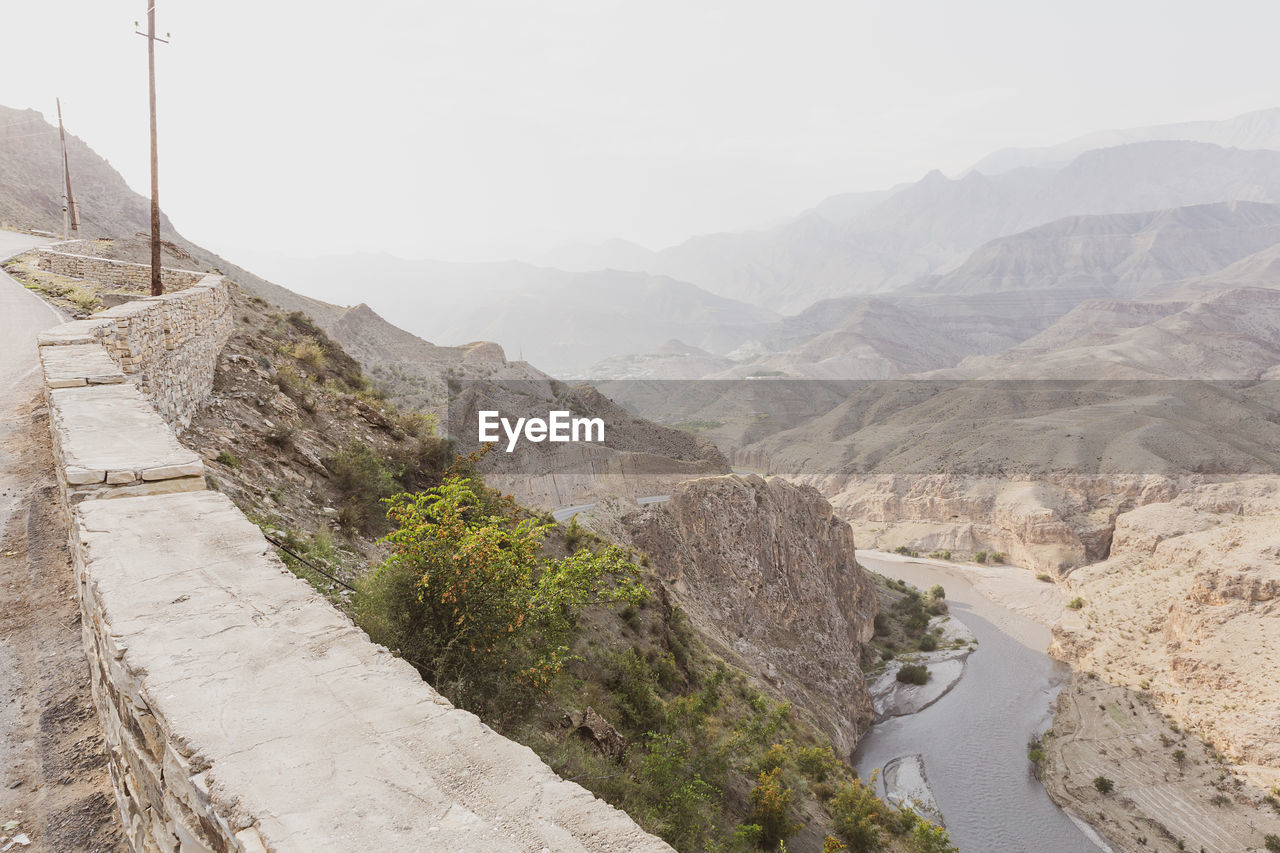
624, 474, 877, 755
1050, 476, 1280, 783
816, 472, 1178, 573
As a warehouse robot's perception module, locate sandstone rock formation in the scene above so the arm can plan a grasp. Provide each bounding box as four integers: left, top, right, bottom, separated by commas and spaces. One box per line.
814, 473, 1177, 573
1050, 476, 1280, 786
623, 474, 877, 755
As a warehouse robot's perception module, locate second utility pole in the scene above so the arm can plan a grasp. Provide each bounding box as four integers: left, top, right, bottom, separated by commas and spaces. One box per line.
56, 99, 79, 241
145, 1, 163, 295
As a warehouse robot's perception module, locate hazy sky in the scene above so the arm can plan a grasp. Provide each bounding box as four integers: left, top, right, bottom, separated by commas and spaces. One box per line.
3, 1, 1280, 263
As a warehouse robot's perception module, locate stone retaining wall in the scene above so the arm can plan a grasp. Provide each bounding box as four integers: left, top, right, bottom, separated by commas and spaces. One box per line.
36, 289, 670, 853
37, 275, 232, 430
37, 247, 207, 291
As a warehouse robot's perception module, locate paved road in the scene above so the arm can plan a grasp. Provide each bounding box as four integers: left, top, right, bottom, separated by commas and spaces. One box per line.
550, 470, 757, 522
552, 494, 670, 523
0, 231, 61, 399
0, 230, 127, 848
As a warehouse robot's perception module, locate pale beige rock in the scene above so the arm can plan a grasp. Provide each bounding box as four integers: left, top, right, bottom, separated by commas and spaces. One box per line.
37, 318, 110, 346
65, 466, 106, 485
816, 472, 1176, 573
140, 462, 204, 481
1051, 475, 1280, 787
39, 342, 126, 387
47, 383, 202, 491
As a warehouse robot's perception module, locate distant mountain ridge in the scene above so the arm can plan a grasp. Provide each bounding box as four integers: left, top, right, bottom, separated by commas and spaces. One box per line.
235, 251, 778, 377
970, 106, 1280, 175
541, 138, 1280, 314
656, 200, 1280, 381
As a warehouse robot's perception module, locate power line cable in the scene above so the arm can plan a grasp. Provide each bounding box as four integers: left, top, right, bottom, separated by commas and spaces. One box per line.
261, 532, 356, 592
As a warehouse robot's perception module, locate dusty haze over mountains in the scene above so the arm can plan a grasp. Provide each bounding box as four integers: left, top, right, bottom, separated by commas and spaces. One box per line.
7, 0, 1280, 262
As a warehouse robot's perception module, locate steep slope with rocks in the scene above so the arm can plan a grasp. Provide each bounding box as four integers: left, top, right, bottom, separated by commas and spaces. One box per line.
623, 474, 879, 755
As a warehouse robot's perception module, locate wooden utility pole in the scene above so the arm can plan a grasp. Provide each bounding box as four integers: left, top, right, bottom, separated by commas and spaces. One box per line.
137, 3, 168, 295
56, 98, 80, 240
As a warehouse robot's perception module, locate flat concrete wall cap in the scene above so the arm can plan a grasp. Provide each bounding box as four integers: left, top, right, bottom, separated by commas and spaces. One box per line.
49, 384, 201, 477
37, 318, 112, 346
40, 343, 127, 387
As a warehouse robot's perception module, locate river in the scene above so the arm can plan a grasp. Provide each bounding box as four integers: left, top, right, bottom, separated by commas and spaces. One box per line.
852, 552, 1108, 853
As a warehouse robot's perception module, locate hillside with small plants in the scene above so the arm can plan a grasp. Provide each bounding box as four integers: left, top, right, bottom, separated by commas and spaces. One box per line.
163, 284, 954, 852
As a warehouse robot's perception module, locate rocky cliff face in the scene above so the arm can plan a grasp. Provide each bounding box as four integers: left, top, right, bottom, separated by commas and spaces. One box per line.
1050, 476, 1280, 784
815, 473, 1178, 573
623, 474, 877, 755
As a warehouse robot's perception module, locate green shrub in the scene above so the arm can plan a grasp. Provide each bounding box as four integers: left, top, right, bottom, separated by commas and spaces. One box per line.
756, 741, 790, 775
639, 734, 719, 850
1027, 736, 1046, 773
928, 584, 945, 600
388, 430, 454, 492
733, 824, 764, 847
356, 475, 646, 715
747, 768, 799, 848
215, 450, 239, 468
974, 551, 988, 563
564, 516, 586, 551
1093, 776, 1114, 794
1036, 573, 1053, 583
910, 820, 958, 852
795, 746, 837, 783
1067, 597, 1085, 610
285, 337, 327, 372
1264, 833, 1280, 853
828, 778, 882, 852
326, 442, 398, 533
917, 634, 938, 652
990, 552, 1005, 563
606, 647, 667, 734
896, 663, 930, 685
